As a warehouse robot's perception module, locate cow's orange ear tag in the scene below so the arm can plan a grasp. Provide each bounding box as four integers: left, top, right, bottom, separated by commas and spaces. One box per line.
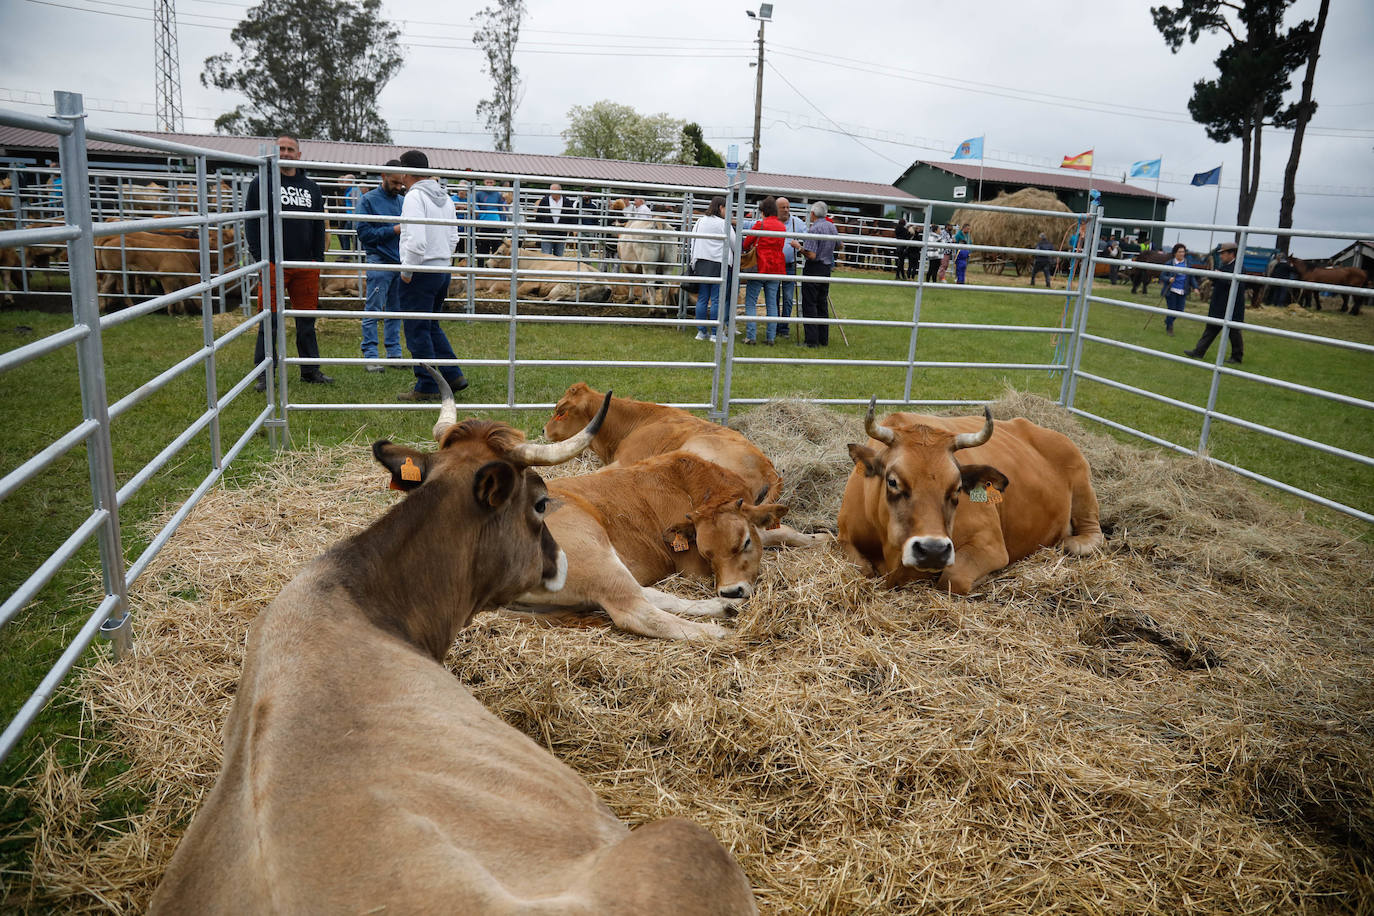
987, 486, 1003, 505
400, 456, 422, 482
670, 532, 690, 552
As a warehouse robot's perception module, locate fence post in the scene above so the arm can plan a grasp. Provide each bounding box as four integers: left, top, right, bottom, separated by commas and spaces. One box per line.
507, 178, 522, 410
54, 91, 132, 658
716, 171, 748, 423
901, 205, 935, 405
1198, 228, 1250, 451
196, 154, 223, 469
269, 148, 291, 447
1060, 204, 1103, 410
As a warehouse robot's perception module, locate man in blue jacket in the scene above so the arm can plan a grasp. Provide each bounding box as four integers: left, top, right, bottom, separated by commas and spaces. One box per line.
355, 161, 405, 372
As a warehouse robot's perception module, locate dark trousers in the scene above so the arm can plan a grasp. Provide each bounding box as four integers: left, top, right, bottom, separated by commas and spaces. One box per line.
1031, 262, 1053, 286
1163, 290, 1187, 331
925, 257, 940, 283
801, 260, 832, 347
1192, 297, 1245, 360
401, 271, 465, 394
254, 312, 320, 377
955, 252, 968, 284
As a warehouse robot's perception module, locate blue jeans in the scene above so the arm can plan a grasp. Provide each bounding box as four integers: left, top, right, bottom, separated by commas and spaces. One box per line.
744, 277, 779, 343
361, 267, 402, 359
693, 259, 723, 335
778, 261, 798, 332
1164, 289, 1187, 330
400, 271, 465, 394
540, 239, 565, 257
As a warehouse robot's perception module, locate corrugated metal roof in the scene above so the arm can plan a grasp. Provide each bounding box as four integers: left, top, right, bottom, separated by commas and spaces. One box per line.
0, 126, 914, 204
908, 159, 1174, 202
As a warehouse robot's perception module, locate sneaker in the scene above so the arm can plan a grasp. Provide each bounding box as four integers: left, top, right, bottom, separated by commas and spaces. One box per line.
763, 339, 775, 346
743, 338, 756, 346
708, 334, 719, 343
397, 389, 441, 402
1165, 327, 1174, 337
1182, 349, 1202, 359
694, 331, 707, 341
366, 363, 385, 373
1224, 356, 1242, 365
301, 371, 334, 385
254, 376, 267, 393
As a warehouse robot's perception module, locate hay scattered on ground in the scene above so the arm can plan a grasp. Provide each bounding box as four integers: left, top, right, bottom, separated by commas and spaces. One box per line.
955, 188, 1075, 270
8, 398, 1374, 914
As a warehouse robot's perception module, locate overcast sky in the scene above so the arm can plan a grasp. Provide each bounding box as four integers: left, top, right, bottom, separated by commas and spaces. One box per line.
2, 0, 1371, 256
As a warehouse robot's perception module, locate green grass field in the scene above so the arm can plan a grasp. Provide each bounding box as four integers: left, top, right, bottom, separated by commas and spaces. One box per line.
1, 268, 1371, 882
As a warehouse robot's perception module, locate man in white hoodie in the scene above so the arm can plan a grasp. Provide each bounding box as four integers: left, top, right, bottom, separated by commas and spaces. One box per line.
396, 149, 468, 401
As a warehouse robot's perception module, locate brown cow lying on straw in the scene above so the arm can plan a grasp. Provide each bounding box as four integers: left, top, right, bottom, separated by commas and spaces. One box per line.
149, 371, 757, 915
510, 451, 788, 641
839, 397, 1104, 593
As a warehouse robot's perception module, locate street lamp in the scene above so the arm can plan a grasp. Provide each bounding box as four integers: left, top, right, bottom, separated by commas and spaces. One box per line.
745, 4, 773, 172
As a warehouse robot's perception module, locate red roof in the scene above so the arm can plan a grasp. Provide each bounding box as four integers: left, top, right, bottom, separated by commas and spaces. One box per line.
903, 159, 1174, 202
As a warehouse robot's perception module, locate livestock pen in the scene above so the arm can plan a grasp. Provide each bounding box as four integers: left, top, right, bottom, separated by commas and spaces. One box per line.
2, 92, 1372, 913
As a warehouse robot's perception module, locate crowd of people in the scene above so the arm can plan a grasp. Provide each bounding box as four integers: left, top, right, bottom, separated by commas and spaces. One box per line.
256, 139, 1250, 400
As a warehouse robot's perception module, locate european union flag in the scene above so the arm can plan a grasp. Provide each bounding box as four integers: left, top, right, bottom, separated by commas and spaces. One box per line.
1191, 166, 1221, 186
952, 136, 984, 160
1129, 158, 1161, 179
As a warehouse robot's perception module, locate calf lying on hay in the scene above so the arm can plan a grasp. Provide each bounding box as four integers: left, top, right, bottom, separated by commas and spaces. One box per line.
10, 393, 1374, 913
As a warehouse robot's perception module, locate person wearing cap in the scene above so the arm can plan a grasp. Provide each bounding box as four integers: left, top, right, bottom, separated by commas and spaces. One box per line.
1183, 241, 1246, 365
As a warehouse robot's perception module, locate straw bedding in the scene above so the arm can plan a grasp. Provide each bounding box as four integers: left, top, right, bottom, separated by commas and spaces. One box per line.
7, 394, 1373, 914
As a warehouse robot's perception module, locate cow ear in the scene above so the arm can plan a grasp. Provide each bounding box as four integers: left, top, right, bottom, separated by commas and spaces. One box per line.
747, 502, 788, 530
848, 443, 882, 478
959, 464, 1010, 494
473, 460, 519, 510
373, 441, 431, 492
662, 517, 697, 552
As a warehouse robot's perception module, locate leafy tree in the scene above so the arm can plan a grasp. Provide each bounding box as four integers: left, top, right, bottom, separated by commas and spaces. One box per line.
202, 0, 400, 143
472, 0, 526, 152
562, 101, 693, 164
1276, 0, 1328, 255
682, 123, 725, 168
1152, 0, 1315, 228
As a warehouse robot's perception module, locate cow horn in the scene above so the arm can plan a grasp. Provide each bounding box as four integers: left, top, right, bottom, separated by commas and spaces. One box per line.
510, 391, 612, 466
426, 365, 458, 442
864, 396, 895, 445
952, 407, 994, 451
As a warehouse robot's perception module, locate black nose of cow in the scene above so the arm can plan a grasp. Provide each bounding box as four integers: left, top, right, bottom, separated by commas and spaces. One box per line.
904, 536, 954, 571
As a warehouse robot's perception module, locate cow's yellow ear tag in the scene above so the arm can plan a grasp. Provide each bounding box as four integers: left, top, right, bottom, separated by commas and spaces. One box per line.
400, 456, 422, 482
670, 532, 690, 552
968, 484, 988, 503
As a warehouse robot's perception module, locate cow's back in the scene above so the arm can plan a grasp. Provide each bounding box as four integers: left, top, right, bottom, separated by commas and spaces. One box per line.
152, 578, 637, 913
611, 411, 782, 505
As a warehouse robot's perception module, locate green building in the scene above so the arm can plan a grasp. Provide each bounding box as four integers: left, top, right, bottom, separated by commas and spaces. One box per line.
891, 160, 1174, 249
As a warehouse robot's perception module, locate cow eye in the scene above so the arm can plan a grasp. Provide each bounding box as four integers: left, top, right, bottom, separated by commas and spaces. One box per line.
534, 496, 549, 515
741, 536, 752, 552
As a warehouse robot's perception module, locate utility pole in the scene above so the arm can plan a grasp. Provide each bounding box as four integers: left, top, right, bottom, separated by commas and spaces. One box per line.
154, 0, 184, 133
746, 4, 773, 172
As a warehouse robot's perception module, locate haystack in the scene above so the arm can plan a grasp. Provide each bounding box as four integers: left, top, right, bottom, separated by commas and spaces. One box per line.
8, 396, 1374, 914
955, 188, 1075, 271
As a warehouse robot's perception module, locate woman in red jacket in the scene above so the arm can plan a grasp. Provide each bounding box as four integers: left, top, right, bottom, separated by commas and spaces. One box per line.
741, 196, 788, 345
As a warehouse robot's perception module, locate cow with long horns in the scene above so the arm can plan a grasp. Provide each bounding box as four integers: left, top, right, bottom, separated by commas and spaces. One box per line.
151, 370, 757, 914
837, 398, 1104, 593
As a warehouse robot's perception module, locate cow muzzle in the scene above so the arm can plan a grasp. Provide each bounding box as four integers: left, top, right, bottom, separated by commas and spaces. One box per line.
718, 581, 752, 600
902, 536, 954, 571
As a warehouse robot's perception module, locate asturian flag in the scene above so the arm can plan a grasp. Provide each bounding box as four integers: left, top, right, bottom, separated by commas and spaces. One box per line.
1129, 158, 1162, 179
1060, 149, 1094, 171
952, 136, 984, 160
1191, 166, 1222, 186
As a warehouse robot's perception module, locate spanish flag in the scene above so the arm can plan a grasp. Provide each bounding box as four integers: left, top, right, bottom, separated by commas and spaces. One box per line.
1060, 149, 1094, 171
